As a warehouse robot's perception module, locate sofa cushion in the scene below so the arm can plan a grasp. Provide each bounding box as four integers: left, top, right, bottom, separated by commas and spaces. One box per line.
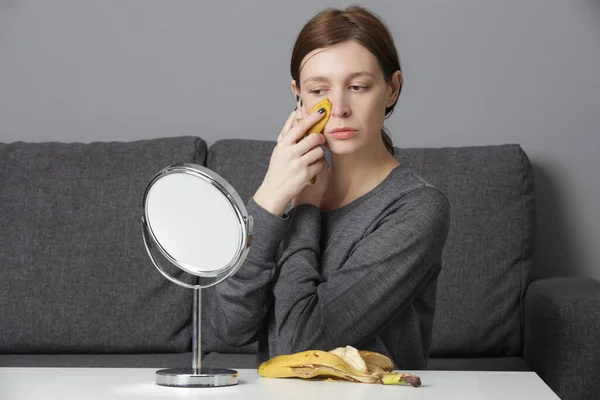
204, 140, 534, 358
394, 145, 534, 357
0, 136, 206, 353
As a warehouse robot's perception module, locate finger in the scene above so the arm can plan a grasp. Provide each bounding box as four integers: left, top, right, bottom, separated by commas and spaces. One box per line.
295, 132, 325, 157
283, 108, 327, 145
278, 109, 297, 142
300, 143, 325, 165
306, 157, 326, 179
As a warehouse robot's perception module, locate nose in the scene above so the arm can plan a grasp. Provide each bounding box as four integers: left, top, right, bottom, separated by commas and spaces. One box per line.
329, 91, 351, 118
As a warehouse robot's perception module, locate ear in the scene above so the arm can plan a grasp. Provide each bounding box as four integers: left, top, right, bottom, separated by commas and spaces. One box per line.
291, 79, 300, 98
386, 70, 403, 107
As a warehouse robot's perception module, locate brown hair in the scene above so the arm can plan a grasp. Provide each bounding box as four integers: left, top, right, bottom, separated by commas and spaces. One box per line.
291, 5, 402, 156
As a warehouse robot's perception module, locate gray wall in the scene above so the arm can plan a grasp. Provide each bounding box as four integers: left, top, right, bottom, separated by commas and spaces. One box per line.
1, 0, 599, 281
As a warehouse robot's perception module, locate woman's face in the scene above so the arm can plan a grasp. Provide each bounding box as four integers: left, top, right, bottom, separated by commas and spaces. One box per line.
293, 40, 401, 156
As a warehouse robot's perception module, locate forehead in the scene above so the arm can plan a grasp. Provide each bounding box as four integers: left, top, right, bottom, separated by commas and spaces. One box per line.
300, 40, 382, 84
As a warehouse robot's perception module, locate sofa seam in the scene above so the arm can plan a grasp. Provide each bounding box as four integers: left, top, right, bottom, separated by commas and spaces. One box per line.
194, 137, 207, 166
206, 140, 214, 168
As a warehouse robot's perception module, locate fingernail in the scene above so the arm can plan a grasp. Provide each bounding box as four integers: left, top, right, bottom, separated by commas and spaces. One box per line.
294, 106, 297, 110
300, 99, 303, 107
296, 94, 300, 102
318, 107, 325, 114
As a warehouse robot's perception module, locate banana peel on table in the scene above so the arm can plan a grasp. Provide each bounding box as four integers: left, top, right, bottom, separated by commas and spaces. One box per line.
258, 345, 421, 387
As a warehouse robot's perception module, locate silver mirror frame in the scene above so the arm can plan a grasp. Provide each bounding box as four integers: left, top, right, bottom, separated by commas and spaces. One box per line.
141, 163, 253, 289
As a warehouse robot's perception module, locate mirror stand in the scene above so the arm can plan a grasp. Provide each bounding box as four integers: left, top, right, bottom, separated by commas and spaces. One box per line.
154, 287, 238, 387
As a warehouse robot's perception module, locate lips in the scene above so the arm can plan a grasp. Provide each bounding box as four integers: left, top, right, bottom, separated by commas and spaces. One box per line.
330, 129, 356, 139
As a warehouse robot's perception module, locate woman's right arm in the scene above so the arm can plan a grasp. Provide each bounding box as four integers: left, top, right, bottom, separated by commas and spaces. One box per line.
208, 105, 328, 347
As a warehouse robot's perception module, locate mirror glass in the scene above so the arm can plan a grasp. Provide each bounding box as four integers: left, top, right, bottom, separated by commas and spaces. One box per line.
144, 170, 243, 276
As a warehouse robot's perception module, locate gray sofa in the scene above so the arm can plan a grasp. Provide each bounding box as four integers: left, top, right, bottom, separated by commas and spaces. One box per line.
0, 136, 598, 400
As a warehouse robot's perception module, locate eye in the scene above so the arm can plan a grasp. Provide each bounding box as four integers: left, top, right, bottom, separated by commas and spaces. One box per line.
309, 89, 327, 96
350, 85, 370, 91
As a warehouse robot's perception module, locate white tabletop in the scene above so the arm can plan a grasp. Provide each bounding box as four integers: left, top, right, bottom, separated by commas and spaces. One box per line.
0, 367, 559, 399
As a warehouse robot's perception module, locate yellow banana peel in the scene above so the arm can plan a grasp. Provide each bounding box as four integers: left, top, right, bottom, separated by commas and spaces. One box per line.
258, 345, 421, 387
296, 98, 332, 185
330, 345, 368, 373
296, 97, 332, 135
257, 349, 378, 383
381, 373, 422, 386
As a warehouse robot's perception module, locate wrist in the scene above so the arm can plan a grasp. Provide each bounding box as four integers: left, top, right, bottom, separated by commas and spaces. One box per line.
254, 186, 287, 216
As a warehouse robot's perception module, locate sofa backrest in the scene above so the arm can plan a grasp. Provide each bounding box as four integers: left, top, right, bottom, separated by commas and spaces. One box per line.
0, 137, 206, 353
0, 136, 535, 358
204, 139, 535, 358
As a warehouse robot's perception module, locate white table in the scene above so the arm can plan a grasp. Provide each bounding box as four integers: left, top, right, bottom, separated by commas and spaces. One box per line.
0, 368, 559, 399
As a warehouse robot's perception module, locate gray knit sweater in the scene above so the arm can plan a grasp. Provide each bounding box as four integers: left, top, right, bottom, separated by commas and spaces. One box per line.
210, 164, 451, 369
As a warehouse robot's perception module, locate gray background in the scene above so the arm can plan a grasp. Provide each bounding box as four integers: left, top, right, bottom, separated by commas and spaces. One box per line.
1, 0, 599, 281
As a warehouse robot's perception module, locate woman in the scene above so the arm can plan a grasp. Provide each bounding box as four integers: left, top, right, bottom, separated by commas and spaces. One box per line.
210, 5, 450, 369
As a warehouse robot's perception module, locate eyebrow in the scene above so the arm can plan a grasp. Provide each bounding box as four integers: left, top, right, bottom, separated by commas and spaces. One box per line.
302, 71, 376, 86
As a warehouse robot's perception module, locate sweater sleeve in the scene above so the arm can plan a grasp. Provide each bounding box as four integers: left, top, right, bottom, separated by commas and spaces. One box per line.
209, 197, 290, 347
272, 187, 450, 359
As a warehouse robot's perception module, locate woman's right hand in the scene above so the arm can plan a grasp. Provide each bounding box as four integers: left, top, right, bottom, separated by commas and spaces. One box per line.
253, 103, 327, 216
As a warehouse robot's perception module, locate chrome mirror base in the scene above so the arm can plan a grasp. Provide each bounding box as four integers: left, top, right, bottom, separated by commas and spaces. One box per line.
156, 368, 238, 387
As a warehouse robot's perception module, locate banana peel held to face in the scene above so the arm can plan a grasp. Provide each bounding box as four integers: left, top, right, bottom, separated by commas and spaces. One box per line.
298, 97, 332, 136
296, 97, 332, 185
258, 345, 421, 387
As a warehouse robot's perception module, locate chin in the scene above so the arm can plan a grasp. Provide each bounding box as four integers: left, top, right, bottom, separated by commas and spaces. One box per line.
326, 140, 362, 156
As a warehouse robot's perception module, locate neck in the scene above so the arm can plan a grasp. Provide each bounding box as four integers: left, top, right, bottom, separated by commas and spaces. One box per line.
323, 142, 400, 210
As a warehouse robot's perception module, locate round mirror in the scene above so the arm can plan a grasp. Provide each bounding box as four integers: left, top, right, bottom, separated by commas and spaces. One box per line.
142, 163, 252, 288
